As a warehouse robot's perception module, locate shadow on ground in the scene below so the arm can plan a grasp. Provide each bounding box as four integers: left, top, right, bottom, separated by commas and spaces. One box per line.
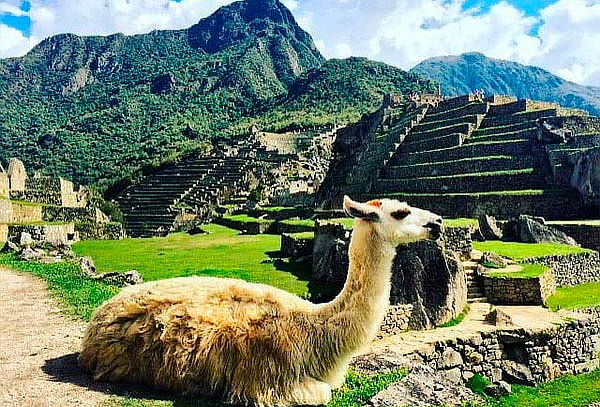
42, 353, 230, 406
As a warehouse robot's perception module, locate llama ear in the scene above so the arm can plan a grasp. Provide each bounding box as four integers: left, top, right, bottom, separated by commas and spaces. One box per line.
343, 196, 381, 222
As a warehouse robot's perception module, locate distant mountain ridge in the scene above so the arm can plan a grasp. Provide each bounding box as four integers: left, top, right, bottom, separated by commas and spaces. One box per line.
0, 0, 434, 188
411, 52, 600, 116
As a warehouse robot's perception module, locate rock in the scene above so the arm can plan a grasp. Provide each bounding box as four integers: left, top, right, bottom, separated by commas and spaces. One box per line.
481, 252, 509, 268
478, 214, 503, 240
504, 215, 578, 246
187, 225, 207, 235
571, 147, 600, 207
484, 381, 512, 398
79, 256, 97, 277
312, 234, 349, 283
391, 241, 467, 329
485, 308, 515, 328
20, 246, 44, 261
92, 270, 144, 286
501, 360, 535, 385
439, 349, 463, 369
2, 241, 20, 253
440, 367, 462, 384
19, 232, 34, 247
368, 365, 480, 407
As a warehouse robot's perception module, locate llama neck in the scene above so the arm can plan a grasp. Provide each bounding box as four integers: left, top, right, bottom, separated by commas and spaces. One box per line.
317, 223, 396, 354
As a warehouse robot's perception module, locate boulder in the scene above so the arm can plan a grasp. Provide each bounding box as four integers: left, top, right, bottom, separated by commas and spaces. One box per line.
19, 232, 34, 247
501, 360, 535, 385
391, 241, 467, 329
79, 256, 97, 277
504, 215, 578, 246
484, 381, 512, 398
2, 241, 20, 253
20, 246, 44, 261
478, 214, 503, 240
571, 147, 600, 207
93, 270, 144, 286
485, 308, 515, 328
480, 252, 509, 268
312, 233, 349, 283
368, 365, 480, 407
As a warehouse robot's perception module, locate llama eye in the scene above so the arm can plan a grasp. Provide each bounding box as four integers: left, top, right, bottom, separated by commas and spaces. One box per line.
391, 210, 410, 220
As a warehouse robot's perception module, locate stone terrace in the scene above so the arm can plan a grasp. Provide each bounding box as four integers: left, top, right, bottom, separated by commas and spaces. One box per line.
369, 95, 591, 219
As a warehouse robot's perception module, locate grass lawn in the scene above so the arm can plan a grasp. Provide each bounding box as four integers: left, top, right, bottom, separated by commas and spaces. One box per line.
287, 231, 315, 240
279, 218, 315, 228
438, 304, 470, 328
473, 241, 590, 260
484, 264, 547, 279
546, 282, 600, 311
483, 369, 600, 407
445, 218, 478, 228
222, 214, 274, 224
73, 224, 315, 298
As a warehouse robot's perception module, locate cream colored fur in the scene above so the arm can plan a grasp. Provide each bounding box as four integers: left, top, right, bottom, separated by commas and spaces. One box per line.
79, 196, 442, 406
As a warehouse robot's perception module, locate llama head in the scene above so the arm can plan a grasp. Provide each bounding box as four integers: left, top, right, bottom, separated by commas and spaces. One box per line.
343, 196, 443, 246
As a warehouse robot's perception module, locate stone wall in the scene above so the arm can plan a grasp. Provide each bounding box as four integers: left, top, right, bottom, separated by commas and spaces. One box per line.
42, 206, 104, 223
11, 177, 62, 206
0, 199, 12, 223
0, 173, 8, 197
443, 227, 474, 258
523, 251, 600, 287
75, 222, 126, 240
550, 224, 600, 252
483, 271, 556, 305
11, 202, 43, 223
0, 224, 7, 244
7, 223, 78, 246
353, 316, 600, 386
281, 233, 314, 258
378, 305, 414, 338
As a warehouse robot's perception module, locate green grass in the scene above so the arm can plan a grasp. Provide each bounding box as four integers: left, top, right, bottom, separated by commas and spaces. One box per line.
546, 282, 600, 311
473, 241, 590, 260
380, 168, 536, 182
73, 224, 314, 297
279, 218, 316, 228
103, 369, 408, 407
445, 218, 478, 228
484, 264, 547, 279
467, 373, 491, 395
287, 232, 315, 240
323, 218, 355, 230
223, 214, 274, 225
257, 206, 295, 213
438, 304, 470, 328
389, 155, 515, 169
547, 220, 600, 226
0, 253, 119, 321
483, 369, 600, 407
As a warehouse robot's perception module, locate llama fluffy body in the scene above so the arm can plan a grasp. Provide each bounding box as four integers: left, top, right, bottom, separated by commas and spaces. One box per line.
79, 196, 442, 406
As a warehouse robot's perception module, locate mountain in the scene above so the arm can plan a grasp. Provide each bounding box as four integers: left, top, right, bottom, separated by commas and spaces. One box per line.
411, 52, 600, 116
0, 0, 434, 190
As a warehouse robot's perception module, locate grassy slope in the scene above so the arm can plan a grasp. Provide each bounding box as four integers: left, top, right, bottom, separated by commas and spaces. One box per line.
484, 264, 547, 279
73, 224, 313, 297
546, 282, 600, 311
472, 241, 590, 260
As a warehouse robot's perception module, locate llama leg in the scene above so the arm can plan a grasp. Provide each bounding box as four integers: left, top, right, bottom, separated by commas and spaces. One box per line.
289, 377, 332, 406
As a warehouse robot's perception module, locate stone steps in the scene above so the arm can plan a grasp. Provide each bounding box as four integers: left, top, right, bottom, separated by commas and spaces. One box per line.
383, 156, 537, 179
390, 139, 533, 166
480, 109, 557, 128
473, 121, 537, 137
409, 123, 473, 142
374, 168, 546, 194
466, 128, 537, 144
420, 102, 489, 124
400, 133, 464, 153
367, 189, 585, 219
412, 114, 483, 134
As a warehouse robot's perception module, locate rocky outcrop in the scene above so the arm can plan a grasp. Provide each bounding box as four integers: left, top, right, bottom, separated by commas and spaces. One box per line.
79, 256, 143, 286
478, 214, 502, 240
504, 215, 578, 246
368, 365, 479, 407
571, 147, 600, 207
391, 241, 467, 328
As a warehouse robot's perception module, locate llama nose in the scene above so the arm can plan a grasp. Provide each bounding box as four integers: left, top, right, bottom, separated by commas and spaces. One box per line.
425, 222, 442, 232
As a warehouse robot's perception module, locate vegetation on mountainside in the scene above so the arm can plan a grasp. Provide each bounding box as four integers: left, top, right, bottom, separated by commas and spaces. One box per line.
0, 0, 435, 192
411, 52, 600, 116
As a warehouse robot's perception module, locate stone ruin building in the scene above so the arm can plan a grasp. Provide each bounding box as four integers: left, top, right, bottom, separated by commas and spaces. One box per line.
0, 158, 122, 246
318, 92, 600, 220
117, 125, 339, 237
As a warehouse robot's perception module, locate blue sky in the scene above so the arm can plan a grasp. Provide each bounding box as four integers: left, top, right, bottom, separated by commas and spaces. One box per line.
1, 0, 600, 86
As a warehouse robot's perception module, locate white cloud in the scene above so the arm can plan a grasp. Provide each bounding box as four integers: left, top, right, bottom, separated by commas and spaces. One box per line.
0, 1, 27, 16
0, 23, 35, 57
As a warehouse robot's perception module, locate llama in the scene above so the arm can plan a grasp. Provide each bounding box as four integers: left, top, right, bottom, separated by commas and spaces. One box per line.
79, 196, 443, 406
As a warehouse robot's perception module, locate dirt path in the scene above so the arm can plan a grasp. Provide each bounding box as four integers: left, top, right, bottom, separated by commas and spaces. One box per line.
0, 267, 111, 407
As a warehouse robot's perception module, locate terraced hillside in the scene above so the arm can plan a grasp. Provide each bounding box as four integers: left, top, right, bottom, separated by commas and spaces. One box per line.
319, 94, 599, 219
